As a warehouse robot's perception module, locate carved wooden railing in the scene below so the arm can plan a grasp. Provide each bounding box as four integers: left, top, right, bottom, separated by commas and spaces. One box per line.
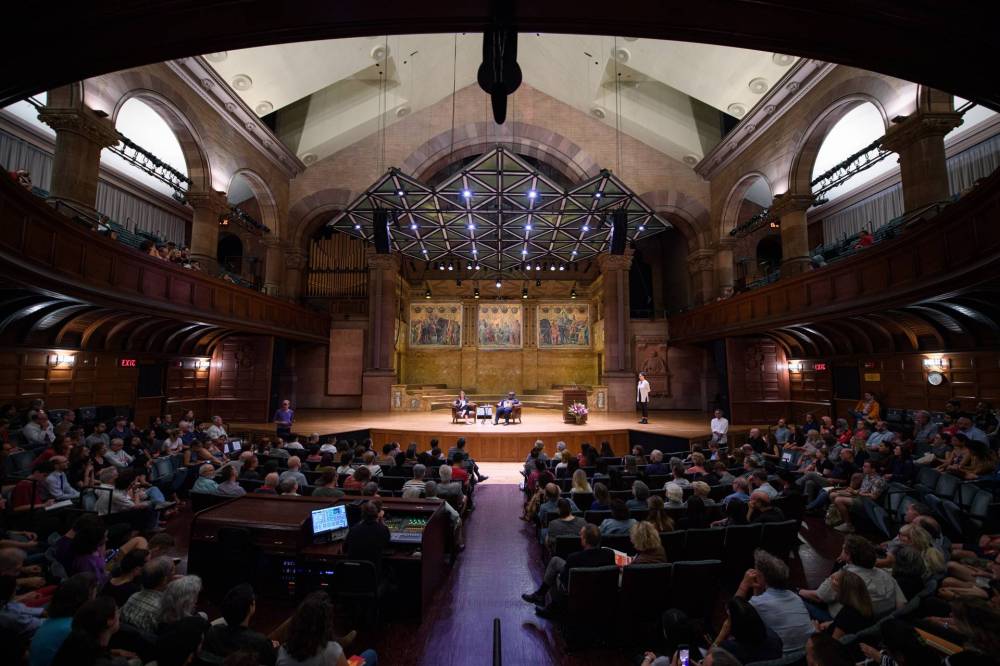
0, 177, 330, 343
669, 170, 1000, 343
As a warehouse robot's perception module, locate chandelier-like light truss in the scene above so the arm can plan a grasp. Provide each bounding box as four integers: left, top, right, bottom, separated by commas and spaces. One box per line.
326, 146, 671, 272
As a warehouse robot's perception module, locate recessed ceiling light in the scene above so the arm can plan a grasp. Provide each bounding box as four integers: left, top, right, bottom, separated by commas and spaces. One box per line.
772, 53, 795, 66
612, 47, 630, 63
748, 78, 770, 95
527, 190, 537, 199
462, 189, 472, 199
205, 52, 228, 63
396, 106, 411, 118
727, 103, 747, 118
254, 101, 273, 116
683, 154, 699, 166
230, 74, 253, 91
590, 106, 606, 120
301, 153, 318, 165
371, 44, 389, 61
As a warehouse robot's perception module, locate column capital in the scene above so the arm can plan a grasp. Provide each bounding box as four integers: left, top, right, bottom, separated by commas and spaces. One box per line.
366, 248, 400, 272
283, 246, 308, 270
770, 192, 814, 218
716, 237, 737, 251
37, 106, 119, 148
596, 248, 634, 272
881, 111, 963, 153
686, 248, 715, 273
259, 235, 283, 249
186, 189, 230, 217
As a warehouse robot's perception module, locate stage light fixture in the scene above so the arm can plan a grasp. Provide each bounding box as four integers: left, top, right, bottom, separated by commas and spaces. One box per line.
495, 277, 502, 289
474, 263, 481, 270
438, 262, 445, 270
535, 279, 541, 287
549, 264, 557, 271
593, 191, 602, 198
421, 248, 428, 255
447, 262, 454, 271
522, 287, 528, 299
558, 263, 565, 271
582, 224, 589, 232
535, 262, 541, 271
525, 263, 532, 271
396, 189, 405, 196
410, 223, 418, 230
424, 289, 432, 299
466, 262, 473, 270
521, 248, 528, 255
638, 225, 645, 231
462, 189, 473, 199
468, 223, 475, 230
474, 287, 480, 299
571, 288, 577, 299
525, 223, 532, 231
354, 223, 361, 230
571, 250, 578, 256
527, 190, 537, 199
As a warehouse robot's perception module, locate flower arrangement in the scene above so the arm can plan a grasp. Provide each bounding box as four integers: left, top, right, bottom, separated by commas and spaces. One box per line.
568, 402, 589, 417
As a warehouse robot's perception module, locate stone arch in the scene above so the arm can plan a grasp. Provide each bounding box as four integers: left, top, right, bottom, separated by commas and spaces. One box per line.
111, 88, 212, 192
287, 186, 354, 252
916, 85, 955, 114
227, 168, 280, 237
719, 171, 773, 241
637, 189, 711, 252
786, 92, 889, 196
400, 121, 602, 185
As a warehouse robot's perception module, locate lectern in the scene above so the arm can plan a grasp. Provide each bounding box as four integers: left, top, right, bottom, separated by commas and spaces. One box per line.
561, 388, 588, 424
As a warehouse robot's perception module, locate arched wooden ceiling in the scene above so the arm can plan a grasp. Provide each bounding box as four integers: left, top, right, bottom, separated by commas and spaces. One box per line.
761, 287, 1000, 359
0, 289, 227, 356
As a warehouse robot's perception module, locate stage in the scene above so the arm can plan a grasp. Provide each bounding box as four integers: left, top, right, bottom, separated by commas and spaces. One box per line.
231, 408, 743, 462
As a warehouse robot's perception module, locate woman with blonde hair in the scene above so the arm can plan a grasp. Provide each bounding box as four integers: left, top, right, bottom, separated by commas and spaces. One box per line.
690, 481, 713, 505
645, 495, 675, 532
570, 468, 592, 495
897, 523, 945, 576
629, 520, 666, 564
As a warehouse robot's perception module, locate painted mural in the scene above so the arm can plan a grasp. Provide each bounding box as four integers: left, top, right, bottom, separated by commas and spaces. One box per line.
477, 303, 523, 349
409, 303, 462, 347
537, 303, 591, 348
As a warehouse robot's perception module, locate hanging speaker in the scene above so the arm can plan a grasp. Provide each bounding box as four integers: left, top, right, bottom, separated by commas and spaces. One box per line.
373, 208, 390, 254
609, 209, 627, 255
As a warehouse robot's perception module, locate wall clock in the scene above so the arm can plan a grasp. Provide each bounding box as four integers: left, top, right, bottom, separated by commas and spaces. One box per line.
927, 371, 944, 386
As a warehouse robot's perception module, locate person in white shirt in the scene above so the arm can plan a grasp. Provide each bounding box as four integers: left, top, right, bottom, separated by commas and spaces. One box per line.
710, 409, 729, 445
93, 467, 118, 515
162, 429, 184, 455
22, 411, 56, 449
206, 416, 228, 442
636, 373, 651, 424
104, 438, 133, 468
45, 456, 81, 501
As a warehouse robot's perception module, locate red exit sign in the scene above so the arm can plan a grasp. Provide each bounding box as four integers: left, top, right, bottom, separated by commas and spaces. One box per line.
120, 358, 137, 367
814, 362, 827, 371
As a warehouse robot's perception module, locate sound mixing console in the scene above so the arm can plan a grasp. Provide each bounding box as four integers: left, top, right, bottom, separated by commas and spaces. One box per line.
384, 515, 428, 544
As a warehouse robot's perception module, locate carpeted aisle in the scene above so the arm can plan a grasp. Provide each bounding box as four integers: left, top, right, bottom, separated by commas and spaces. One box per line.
372, 482, 630, 665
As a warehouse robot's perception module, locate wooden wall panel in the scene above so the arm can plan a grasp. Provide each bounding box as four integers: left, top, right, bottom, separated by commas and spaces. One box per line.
369, 428, 632, 462
726, 337, 790, 424
208, 335, 273, 422
328, 329, 363, 395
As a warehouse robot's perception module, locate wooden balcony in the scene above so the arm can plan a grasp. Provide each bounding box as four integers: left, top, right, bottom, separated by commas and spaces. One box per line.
0, 177, 329, 344
669, 170, 1000, 346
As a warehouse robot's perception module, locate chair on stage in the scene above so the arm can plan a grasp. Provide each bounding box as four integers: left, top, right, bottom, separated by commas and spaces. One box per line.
451, 402, 477, 423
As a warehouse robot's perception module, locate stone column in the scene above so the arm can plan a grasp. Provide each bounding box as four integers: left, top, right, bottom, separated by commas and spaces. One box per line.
715, 237, 736, 299
881, 111, 963, 212
186, 190, 229, 273
770, 192, 815, 277
260, 237, 284, 297
37, 105, 119, 215
598, 251, 635, 411
686, 249, 715, 306
363, 251, 401, 411
282, 242, 308, 300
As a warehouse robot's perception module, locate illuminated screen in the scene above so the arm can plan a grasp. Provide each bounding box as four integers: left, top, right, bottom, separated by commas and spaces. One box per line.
311, 505, 348, 535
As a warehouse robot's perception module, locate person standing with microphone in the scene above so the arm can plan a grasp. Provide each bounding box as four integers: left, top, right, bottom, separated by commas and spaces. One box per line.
637, 373, 651, 424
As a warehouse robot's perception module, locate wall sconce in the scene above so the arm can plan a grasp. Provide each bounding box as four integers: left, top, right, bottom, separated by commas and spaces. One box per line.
787, 360, 803, 373
49, 353, 76, 366
922, 357, 945, 371
195, 359, 211, 370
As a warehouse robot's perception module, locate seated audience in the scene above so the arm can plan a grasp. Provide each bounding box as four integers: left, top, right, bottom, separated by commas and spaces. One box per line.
50, 596, 120, 666
523, 524, 614, 617
217, 465, 247, 496
645, 495, 675, 532
100, 549, 147, 607
546, 499, 586, 547
629, 521, 666, 564
192, 464, 220, 493
312, 471, 345, 498
590, 482, 612, 511
402, 464, 427, 498
599, 500, 637, 536
735, 550, 813, 654
277, 591, 376, 666
800, 535, 905, 620
203, 584, 277, 665
120, 556, 174, 633
29, 573, 99, 666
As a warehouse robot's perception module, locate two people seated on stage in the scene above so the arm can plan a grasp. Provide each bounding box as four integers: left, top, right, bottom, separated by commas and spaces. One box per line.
494, 391, 521, 425
452, 390, 476, 424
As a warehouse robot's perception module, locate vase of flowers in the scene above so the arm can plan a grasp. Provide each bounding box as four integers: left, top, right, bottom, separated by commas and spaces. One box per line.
568, 402, 588, 425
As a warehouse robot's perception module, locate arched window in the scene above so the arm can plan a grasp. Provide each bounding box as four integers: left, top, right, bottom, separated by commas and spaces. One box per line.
811, 102, 893, 203
103, 98, 188, 197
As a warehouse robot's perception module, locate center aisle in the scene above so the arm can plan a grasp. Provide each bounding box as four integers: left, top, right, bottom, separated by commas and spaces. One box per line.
387, 481, 630, 665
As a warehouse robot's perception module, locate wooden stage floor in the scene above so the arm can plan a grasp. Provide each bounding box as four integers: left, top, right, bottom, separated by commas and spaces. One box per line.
232, 408, 736, 462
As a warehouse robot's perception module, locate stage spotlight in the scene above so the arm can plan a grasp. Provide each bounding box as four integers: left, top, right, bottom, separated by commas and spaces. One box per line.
462, 189, 473, 199
525, 263, 532, 271
468, 223, 476, 230
593, 191, 602, 198
535, 279, 541, 287
527, 190, 537, 199
448, 262, 454, 271
549, 264, 557, 271
525, 224, 532, 231
424, 289, 432, 299
522, 287, 528, 299
397, 189, 405, 196
467, 262, 473, 270
582, 224, 589, 232
353, 223, 361, 230
438, 262, 445, 271
474, 263, 481, 270
534, 262, 541, 271
521, 248, 528, 255
474, 287, 480, 299
638, 225, 645, 231
571, 250, 578, 256
495, 277, 502, 289
558, 263, 565, 271
410, 223, 418, 230
571, 288, 578, 299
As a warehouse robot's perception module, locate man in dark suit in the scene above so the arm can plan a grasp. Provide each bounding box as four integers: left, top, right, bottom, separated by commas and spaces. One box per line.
493, 391, 520, 425
346, 500, 391, 572
521, 524, 614, 617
